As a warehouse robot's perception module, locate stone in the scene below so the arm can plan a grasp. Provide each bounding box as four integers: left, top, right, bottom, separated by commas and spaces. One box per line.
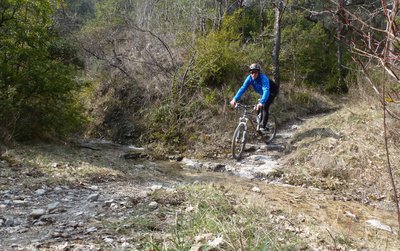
87, 193, 100, 202
148, 201, 158, 210
5, 217, 14, 227
35, 189, 46, 196
365, 219, 393, 233
251, 186, 261, 193
30, 209, 46, 219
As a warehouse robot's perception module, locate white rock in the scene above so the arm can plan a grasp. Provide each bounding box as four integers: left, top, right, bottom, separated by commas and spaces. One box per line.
251, 186, 261, 193
366, 219, 393, 233
148, 201, 158, 210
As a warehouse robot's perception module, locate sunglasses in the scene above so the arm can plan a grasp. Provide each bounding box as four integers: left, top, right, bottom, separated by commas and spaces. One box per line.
250, 71, 259, 74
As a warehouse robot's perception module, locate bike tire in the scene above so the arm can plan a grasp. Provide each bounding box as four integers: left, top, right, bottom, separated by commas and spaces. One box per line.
264, 114, 277, 144
232, 123, 247, 160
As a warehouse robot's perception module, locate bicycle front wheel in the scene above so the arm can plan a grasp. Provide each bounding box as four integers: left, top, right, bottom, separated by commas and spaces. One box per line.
264, 114, 277, 144
232, 123, 247, 160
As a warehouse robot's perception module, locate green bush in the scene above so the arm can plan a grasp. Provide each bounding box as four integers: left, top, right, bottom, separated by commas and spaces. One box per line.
193, 10, 245, 88
0, 1, 87, 141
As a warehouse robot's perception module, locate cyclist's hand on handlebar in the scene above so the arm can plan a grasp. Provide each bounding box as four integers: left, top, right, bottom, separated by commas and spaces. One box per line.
256, 103, 263, 110
230, 99, 237, 108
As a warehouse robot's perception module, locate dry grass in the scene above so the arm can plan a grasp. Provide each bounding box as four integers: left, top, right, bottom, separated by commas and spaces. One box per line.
281, 99, 400, 206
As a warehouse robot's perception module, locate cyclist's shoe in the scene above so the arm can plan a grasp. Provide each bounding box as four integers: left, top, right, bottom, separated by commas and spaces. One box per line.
259, 127, 269, 134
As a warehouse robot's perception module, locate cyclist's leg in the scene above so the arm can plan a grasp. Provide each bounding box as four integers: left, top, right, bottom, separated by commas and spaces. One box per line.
261, 94, 276, 129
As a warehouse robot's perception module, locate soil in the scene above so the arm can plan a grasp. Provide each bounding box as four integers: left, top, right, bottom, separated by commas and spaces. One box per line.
1, 106, 399, 250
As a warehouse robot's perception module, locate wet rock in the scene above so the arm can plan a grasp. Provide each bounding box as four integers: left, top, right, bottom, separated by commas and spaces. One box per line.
123, 152, 144, 159
105, 199, 115, 207
47, 202, 65, 214
35, 189, 46, 196
182, 158, 202, 169
13, 200, 28, 206
88, 185, 99, 191
54, 186, 63, 192
5, 217, 15, 227
30, 209, 46, 219
206, 163, 226, 172
87, 193, 100, 202
85, 226, 98, 234
40, 215, 56, 224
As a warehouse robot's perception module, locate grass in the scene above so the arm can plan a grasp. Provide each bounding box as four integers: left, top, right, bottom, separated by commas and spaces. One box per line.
134, 184, 303, 251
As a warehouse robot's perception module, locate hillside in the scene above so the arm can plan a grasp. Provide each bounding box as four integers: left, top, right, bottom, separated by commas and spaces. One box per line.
1, 100, 399, 250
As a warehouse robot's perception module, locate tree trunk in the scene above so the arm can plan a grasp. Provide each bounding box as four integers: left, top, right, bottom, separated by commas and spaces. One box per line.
336, 0, 345, 88
272, 0, 284, 87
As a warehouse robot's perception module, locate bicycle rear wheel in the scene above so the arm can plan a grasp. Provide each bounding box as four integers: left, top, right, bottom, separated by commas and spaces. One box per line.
232, 123, 247, 160
263, 114, 277, 144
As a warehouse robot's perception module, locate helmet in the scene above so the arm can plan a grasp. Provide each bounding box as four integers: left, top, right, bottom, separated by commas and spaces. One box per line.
249, 63, 261, 72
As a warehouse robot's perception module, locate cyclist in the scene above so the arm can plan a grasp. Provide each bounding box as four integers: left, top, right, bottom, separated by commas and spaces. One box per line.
230, 63, 279, 132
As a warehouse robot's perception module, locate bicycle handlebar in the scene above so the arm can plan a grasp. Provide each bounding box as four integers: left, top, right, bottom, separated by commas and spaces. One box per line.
234, 103, 256, 110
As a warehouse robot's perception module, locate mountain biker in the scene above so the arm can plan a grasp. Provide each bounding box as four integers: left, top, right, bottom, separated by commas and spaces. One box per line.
230, 63, 279, 132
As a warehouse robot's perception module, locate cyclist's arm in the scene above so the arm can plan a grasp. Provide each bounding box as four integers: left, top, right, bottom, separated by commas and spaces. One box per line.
259, 76, 270, 105
233, 76, 252, 101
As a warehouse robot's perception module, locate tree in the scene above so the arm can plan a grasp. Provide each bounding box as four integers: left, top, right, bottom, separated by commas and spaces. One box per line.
0, 0, 86, 141
272, 0, 284, 87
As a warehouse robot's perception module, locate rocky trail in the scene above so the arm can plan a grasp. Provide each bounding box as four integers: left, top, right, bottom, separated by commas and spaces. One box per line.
1, 116, 399, 250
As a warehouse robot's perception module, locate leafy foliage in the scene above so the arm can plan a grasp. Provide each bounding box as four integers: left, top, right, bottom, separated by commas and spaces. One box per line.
192, 10, 245, 88
281, 11, 341, 91
0, 0, 86, 141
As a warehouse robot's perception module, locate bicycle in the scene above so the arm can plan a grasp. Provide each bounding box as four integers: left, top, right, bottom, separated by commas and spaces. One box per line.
231, 103, 277, 160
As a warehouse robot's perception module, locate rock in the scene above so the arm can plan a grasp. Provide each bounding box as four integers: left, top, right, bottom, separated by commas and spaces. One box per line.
123, 152, 144, 159
54, 186, 63, 192
251, 186, 261, 193
182, 158, 202, 169
30, 209, 46, 219
13, 200, 28, 206
51, 162, 61, 168
104, 237, 114, 243
5, 217, 14, 227
85, 227, 98, 234
207, 163, 226, 172
150, 185, 163, 191
148, 201, 158, 210
105, 199, 115, 207
344, 211, 358, 222
365, 219, 393, 233
88, 185, 99, 191
208, 235, 224, 248
35, 189, 46, 196
47, 202, 63, 214
87, 193, 100, 202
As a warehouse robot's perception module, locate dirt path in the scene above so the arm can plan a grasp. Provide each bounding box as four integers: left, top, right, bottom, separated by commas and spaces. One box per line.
1, 120, 399, 250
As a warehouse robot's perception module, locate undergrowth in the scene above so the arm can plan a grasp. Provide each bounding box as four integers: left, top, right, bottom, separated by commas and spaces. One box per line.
143, 184, 301, 250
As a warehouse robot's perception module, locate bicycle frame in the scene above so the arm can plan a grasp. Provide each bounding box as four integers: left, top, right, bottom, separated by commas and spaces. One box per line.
232, 103, 277, 159
236, 104, 261, 134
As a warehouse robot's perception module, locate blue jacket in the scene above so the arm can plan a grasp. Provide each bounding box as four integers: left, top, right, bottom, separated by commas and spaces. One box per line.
233, 72, 270, 104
